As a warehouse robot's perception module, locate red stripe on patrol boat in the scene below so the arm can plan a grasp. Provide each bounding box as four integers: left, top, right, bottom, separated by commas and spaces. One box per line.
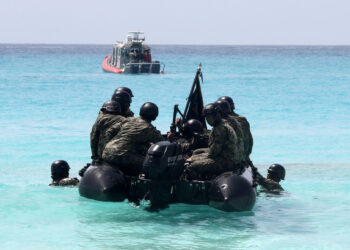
102, 56, 123, 74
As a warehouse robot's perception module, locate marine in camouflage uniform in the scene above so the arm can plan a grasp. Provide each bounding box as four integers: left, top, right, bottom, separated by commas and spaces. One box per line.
216, 99, 245, 163
218, 96, 253, 160
259, 178, 283, 191
230, 112, 253, 160
112, 87, 135, 118
111, 90, 133, 118
102, 103, 164, 176
257, 164, 285, 192
187, 103, 241, 179
49, 160, 79, 187
170, 119, 209, 159
90, 101, 125, 160
180, 132, 209, 159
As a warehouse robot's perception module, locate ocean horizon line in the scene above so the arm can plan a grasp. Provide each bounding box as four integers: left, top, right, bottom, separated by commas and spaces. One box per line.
1, 43, 350, 47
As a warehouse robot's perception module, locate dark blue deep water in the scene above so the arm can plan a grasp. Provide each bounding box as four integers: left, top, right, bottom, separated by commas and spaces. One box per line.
0, 44, 350, 249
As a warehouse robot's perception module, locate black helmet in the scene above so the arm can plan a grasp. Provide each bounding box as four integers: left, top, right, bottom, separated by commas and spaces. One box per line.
51, 160, 70, 181
140, 102, 159, 121
202, 103, 222, 117
268, 164, 286, 180
101, 100, 110, 109
101, 100, 121, 114
218, 96, 235, 110
183, 119, 204, 137
116, 87, 133, 97
215, 99, 231, 115
111, 90, 131, 104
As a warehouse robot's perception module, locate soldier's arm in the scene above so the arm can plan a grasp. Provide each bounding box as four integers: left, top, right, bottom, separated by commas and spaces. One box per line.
247, 129, 253, 156
90, 120, 100, 159
125, 109, 134, 118
58, 178, 79, 186
197, 133, 209, 148
243, 118, 253, 156
180, 141, 191, 153
102, 140, 118, 164
105, 118, 125, 141
258, 177, 283, 191
240, 117, 253, 156
180, 137, 198, 154
153, 128, 165, 142
208, 127, 225, 158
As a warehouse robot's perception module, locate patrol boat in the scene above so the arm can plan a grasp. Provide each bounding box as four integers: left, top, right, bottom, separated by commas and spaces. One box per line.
102, 31, 165, 74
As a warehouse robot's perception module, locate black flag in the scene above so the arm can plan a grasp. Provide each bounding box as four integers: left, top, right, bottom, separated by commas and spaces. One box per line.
183, 63, 207, 129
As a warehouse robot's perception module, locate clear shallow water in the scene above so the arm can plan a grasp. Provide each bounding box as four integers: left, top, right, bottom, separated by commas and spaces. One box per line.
0, 45, 350, 249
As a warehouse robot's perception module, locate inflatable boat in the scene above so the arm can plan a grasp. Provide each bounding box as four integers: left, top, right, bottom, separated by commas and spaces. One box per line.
79, 141, 257, 212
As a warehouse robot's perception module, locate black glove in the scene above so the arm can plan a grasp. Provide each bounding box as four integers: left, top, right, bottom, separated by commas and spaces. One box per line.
79, 163, 91, 177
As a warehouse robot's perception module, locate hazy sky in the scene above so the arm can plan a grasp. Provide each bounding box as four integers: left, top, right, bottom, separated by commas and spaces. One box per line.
0, 0, 349, 45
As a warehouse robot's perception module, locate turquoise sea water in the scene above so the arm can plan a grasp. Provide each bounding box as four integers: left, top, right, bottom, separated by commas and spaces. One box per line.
0, 45, 350, 249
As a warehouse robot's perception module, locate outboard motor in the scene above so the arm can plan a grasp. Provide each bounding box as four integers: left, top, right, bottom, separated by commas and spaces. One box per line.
208, 172, 256, 212
79, 164, 128, 202
143, 141, 185, 180
142, 141, 185, 209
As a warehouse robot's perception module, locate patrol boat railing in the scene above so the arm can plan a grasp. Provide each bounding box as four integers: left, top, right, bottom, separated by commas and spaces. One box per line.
123, 62, 165, 73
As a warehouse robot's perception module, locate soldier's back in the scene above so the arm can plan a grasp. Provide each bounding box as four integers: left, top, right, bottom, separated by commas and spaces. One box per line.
110, 117, 163, 156
91, 112, 125, 158
208, 121, 238, 164
97, 114, 125, 157
229, 113, 253, 158
223, 116, 245, 162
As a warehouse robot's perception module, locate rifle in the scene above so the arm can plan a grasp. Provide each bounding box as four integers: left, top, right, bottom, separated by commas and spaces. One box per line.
170, 104, 184, 133
183, 63, 203, 122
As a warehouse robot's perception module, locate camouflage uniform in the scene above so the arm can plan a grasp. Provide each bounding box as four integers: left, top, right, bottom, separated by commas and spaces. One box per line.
180, 132, 209, 159
190, 130, 211, 157
229, 113, 253, 160
102, 116, 164, 175
222, 116, 245, 163
90, 112, 125, 159
259, 177, 283, 191
49, 177, 79, 186
189, 120, 240, 178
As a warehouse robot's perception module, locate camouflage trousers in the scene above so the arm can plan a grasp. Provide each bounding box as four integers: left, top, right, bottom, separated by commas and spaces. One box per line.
188, 154, 240, 179
110, 153, 145, 176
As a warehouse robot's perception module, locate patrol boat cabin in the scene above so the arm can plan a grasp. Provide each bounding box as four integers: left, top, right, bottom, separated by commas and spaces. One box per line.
102, 31, 164, 74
